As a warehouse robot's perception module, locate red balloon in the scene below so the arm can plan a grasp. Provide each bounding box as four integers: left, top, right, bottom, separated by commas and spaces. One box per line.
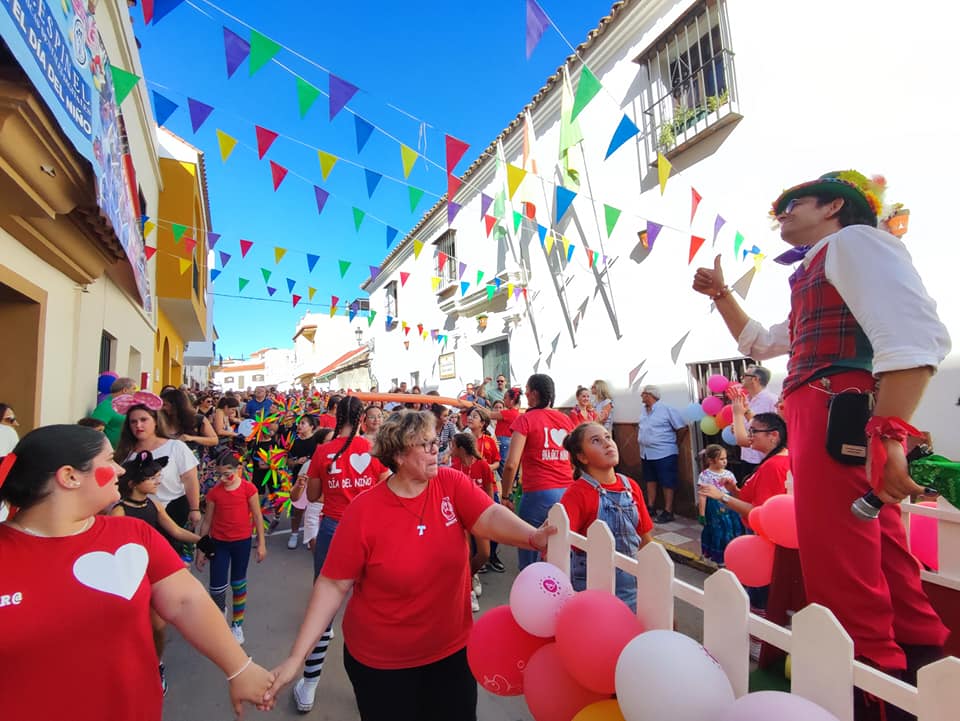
724, 535, 775, 587
555, 590, 644, 694
762, 494, 799, 549
701, 395, 724, 416
716, 404, 734, 429
748, 506, 767, 538
467, 605, 551, 696
524, 644, 607, 721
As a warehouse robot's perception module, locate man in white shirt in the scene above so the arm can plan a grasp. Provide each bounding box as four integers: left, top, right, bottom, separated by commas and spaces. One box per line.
736, 365, 778, 479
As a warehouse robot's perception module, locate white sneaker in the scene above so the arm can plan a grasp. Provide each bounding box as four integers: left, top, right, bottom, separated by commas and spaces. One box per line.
287, 532, 300, 549
471, 591, 480, 613
472, 574, 482, 598
231, 624, 245, 645
293, 677, 318, 713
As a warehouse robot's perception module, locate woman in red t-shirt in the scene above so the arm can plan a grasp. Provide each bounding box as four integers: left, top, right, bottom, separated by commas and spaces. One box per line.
568, 386, 599, 427
464, 407, 499, 473
487, 388, 521, 476
501, 374, 576, 570
0, 425, 273, 721
266, 410, 558, 721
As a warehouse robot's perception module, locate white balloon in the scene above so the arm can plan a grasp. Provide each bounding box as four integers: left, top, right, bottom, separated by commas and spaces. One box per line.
616, 630, 734, 721
716, 691, 841, 721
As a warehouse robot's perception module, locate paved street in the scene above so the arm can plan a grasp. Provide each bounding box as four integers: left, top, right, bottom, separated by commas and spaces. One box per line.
161, 522, 709, 721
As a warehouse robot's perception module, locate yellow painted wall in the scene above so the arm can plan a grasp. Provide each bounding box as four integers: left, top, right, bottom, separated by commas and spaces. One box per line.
153, 307, 185, 392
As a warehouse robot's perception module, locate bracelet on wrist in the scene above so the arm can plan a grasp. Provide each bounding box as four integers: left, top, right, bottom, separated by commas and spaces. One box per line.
189, 508, 201, 513
226, 656, 252, 681
710, 285, 731, 301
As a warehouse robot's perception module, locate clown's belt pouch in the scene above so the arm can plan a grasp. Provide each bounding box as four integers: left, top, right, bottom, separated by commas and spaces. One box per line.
825, 392, 873, 465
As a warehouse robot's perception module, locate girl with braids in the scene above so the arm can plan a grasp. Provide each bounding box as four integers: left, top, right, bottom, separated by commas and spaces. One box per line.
450, 433, 496, 499
463, 407, 500, 473
293, 395, 390, 713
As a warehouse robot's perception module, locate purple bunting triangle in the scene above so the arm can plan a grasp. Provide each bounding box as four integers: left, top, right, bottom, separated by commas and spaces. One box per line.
314, 186, 329, 215
207, 232, 220, 249
222, 27, 250, 78
219, 251, 231, 267
266, 286, 277, 296
152, 91, 178, 127
555, 186, 577, 222
525, 0, 550, 59
364, 168, 382, 198
646, 221, 663, 249
369, 265, 381, 282
386, 226, 399, 247
210, 269, 221, 282
605, 114, 641, 159
713, 215, 726, 246
480, 193, 493, 218
329, 74, 359, 120
447, 201, 462, 225
306, 253, 319, 272
458, 262, 467, 279
187, 98, 214, 133
152, 0, 185, 24
287, 278, 296, 293
355, 116, 375, 153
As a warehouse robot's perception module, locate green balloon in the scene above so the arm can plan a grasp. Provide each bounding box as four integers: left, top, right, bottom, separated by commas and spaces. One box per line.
700, 416, 720, 436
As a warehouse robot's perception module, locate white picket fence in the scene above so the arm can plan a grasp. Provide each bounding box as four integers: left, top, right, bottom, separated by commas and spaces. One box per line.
544, 503, 960, 721
903, 497, 960, 593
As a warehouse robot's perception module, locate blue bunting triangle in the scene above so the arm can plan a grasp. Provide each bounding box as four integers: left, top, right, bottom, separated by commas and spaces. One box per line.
365, 169, 382, 198
286, 278, 296, 293
386, 226, 399, 247
210, 269, 221, 282
355, 116, 375, 153
152, 91, 178, 127
604, 114, 641, 159
306, 253, 319, 272
555, 186, 577, 222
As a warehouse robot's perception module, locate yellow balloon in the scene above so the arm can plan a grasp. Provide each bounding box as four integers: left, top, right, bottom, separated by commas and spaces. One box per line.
572, 699, 626, 721
784, 654, 792, 680
700, 415, 719, 436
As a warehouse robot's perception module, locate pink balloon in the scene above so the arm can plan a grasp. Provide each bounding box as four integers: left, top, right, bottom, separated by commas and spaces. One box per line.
555, 590, 644, 694
467, 605, 551, 696
910, 501, 939, 571
761, 494, 799, 549
523, 644, 607, 721
715, 404, 734, 429
707, 374, 730, 394
717, 691, 840, 721
748, 506, 768, 538
701, 395, 724, 416
724, 535, 775, 587
509, 562, 575, 637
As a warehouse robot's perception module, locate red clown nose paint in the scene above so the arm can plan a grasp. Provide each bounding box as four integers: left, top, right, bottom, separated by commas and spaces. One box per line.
95, 467, 117, 487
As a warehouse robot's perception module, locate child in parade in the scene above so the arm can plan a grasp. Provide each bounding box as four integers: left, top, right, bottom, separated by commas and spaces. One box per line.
696, 444, 745, 565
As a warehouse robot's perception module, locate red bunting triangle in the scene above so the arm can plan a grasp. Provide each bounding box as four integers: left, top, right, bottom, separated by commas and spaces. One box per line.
447, 174, 462, 201
437, 252, 448, 272
400, 271, 410, 287
255, 125, 279, 159
691, 188, 702, 223
445, 135, 469, 174
417, 323, 424, 335
523, 201, 537, 219
183, 237, 197, 254
484, 215, 497, 237
144, 245, 157, 260
292, 294, 302, 307
404, 326, 411, 336
689, 235, 706, 264
240, 239, 253, 257
270, 160, 287, 191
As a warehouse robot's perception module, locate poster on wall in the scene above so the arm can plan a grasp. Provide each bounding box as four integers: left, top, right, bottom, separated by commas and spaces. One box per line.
438, 352, 456, 380
0, 0, 152, 309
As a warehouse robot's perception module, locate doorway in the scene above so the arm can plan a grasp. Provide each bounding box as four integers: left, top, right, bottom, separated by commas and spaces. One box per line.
0, 267, 45, 432
481, 339, 510, 386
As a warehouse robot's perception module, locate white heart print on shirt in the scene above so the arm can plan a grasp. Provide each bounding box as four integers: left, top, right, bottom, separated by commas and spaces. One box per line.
549, 429, 568, 447
73, 543, 148, 600
350, 453, 372, 474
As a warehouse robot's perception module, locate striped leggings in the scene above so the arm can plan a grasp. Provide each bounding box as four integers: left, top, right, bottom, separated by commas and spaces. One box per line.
209, 537, 251, 626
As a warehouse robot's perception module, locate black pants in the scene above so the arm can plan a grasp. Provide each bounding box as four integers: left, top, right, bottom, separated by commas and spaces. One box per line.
162, 495, 191, 554
343, 645, 477, 721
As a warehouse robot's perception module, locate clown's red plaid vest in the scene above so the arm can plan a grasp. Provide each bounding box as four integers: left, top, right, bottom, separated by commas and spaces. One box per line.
782, 246, 873, 395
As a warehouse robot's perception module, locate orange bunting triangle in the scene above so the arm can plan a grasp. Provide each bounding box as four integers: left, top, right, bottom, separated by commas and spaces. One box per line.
484, 215, 497, 237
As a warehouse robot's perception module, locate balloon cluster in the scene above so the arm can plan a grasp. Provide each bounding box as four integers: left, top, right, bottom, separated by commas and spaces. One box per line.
468, 561, 840, 720
680, 375, 747, 443
723, 494, 798, 586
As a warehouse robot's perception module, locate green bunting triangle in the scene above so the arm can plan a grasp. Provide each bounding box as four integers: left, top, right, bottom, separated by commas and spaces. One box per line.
734, 231, 745, 258
476, 270, 484, 285
513, 210, 523, 233
367, 310, 377, 326
338, 260, 351, 278
296, 78, 321, 118
571, 66, 602, 122
108, 64, 140, 104
238, 278, 250, 292
353, 207, 365, 231
171, 223, 188, 243
409, 186, 425, 213
486, 285, 496, 301
249, 30, 282, 76
604, 204, 622, 238
261, 268, 272, 283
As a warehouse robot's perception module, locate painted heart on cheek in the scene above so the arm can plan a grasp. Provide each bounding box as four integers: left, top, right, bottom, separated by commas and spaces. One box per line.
95, 467, 117, 487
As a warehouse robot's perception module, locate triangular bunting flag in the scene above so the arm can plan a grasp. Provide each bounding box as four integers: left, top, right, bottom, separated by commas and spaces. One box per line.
506, 164, 527, 199
183, 237, 197, 254
274, 247, 286, 264
261, 268, 272, 284
525, 0, 550, 58
349, 304, 359, 323
400, 272, 410, 287
447, 174, 462, 201
223, 27, 250, 78
207, 232, 220, 248
352, 208, 365, 231
151, 0, 184, 24
689, 235, 706, 264
486, 284, 496, 301
144, 246, 157, 260
296, 78, 321, 118
604, 114, 640, 159
604, 204, 621, 238
143, 220, 156, 237
314, 186, 329, 214
657, 152, 672, 195
445, 135, 470, 174
238, 277, 249, 292
506, 283, 514, 298
142, 0, 155, 24
712, 215, 726, 246
561, 237, 571, 259
555, 186, 577, 222
460, 281, 470, 296
645, 221, 662, 249
480, 193, 493, 219
409, 186, 425, 213
458, 262, 467, 279
670, 330, 691, 364
431, 277, 441, 291
437, 252, 448, 273
329, 305, 338, 318
367, 310, 376, 326
537, 224, 548, 247
152, 91, 178, 126
269, 161, 288, 191
187, 98, 214, 133
369, 266, 381, 282
513, 210, 523, 232
171, 223, 188, 243
317, 150, 338, 181
365, 169, 383, 198
413, 240, 425, 259
255, 125, 279, 159
731, 268, 756, 299
108, 64, 140, 104
266, 286, 276, 296
566, 242, 576, 263
587, 249, 596, 267
494, 277, 503, 290
691, 188, 702, 222
386, 226, 399, 248
733, 232, 745, 259
308, 287, 316, 301
178, 258, 191, 275
400, 144, 418, 178
210, 269, 221, 282
571, 66, 602, 121
249, 30, 281, 76
523, 201, 537, 219
216, 129, 237, 162
355, 116, 375, 153
240, 239, 253, 257
628, 360, 646, 386
328, 74, 359, 120
484, 215, 497, 237
753, 253, 766, 274
476, 270, 484, 286
337, 259, 350, 277
544, 234, 555, 255
219, 251, 231, 267
292, 294, 302, 307
331, 295, 340, 307
287, 278, 296, 293
447, 201, 462, 225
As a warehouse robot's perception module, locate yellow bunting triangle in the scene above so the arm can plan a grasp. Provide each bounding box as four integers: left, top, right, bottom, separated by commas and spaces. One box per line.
274, 247, 287, 264
178, 258, 192, 275
506, 164, 527, 199
318, 150, 338, 181
143, 220, 156, 237
431, 276, 441, 291
562, 237, 571, 259
400, 144, 418, 178
506, 282, 514, 298
544, 234, 554, 255
308, 287, 316, 301
179, 161, 197, 176
753, 252, 766, 273
657, 152, 672, 195
216, 130, 237, 163
329, 305, 338, 318
422, 330, 428, 340
413, 240, 425, 259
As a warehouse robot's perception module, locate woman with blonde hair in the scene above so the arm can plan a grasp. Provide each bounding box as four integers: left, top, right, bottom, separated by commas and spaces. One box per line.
591, 380, 614, 432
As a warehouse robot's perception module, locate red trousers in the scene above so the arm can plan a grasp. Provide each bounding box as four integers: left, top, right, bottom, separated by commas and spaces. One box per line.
785, 370, 948, 669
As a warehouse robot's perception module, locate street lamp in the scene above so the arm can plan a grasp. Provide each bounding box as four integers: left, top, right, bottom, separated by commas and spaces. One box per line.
355, 327, 364, 346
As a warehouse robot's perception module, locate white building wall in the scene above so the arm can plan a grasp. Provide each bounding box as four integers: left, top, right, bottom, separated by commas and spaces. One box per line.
365, 0, 960, 457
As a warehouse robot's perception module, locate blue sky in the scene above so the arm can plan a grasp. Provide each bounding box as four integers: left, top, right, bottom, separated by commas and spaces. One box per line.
134, 0, 615, 359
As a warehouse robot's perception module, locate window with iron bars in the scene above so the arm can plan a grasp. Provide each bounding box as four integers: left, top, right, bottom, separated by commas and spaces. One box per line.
638, 0, 739, 162
384, 281, 398, 318
434, 230, 457, 286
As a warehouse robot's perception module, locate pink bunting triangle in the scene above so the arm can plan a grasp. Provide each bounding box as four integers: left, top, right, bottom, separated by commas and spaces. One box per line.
269, 161, 288, 191
329, 74, 359, 120
240, 239, 253, 257
255, 125, 279, 159
400, 272, 410, 287
445, 135, 469, 174
292, 294, 302, 308
691, 188, 702, 223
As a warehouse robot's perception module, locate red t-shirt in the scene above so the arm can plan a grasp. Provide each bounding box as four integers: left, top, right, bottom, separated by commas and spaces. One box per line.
739, 453, 791, 508
476, 434, 500, 467
494, 408, 520, 438
0, 516, 184, 721
322, 466, 494, 669
569, 407, 598, 426
452, 457, 496, 495
205, 480, 259, 541
307, 435, 387, 521
560, 474, 654, 537
318, 414, 337, 429
511, 408, 576, 491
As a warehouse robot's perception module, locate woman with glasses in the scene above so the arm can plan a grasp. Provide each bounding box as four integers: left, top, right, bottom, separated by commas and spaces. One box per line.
266, 410, 556, 721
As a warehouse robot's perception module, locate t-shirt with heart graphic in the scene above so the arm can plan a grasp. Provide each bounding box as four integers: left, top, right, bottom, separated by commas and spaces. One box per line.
0, 516, 184, 720
307, 435, 388, 521
511, 408, 576, 491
